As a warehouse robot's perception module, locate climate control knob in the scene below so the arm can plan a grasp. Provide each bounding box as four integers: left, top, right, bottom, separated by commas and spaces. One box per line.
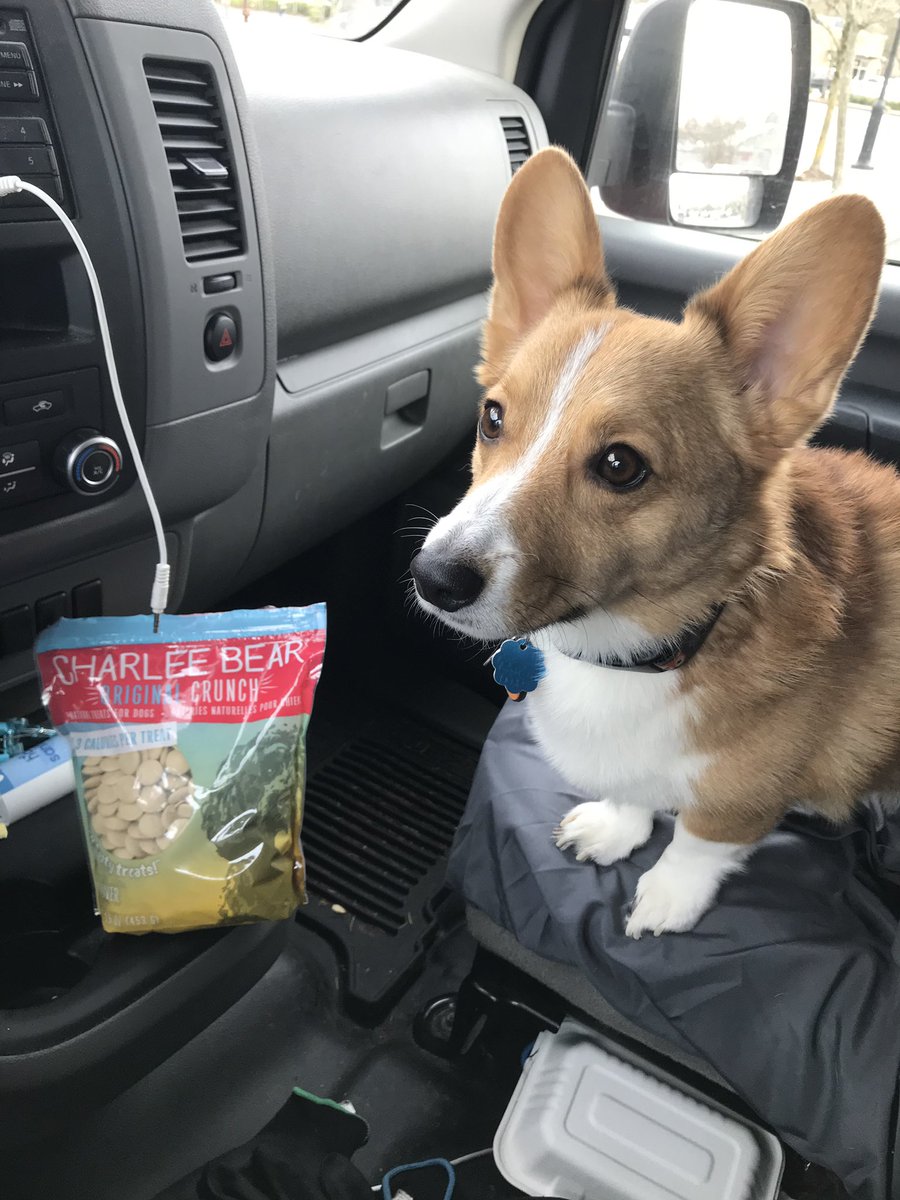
54, 429, 123, 496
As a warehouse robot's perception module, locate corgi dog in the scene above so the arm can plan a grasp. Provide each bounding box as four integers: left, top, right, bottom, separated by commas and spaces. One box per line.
411, 146, 891, 938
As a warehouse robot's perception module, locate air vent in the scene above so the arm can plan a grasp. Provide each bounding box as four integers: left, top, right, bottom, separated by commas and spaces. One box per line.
501, 115, 532, 174
144, 58, 244, 263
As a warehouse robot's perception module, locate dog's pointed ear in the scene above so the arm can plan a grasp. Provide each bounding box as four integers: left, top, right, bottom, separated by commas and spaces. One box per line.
686, 195, 885, 453
479, 147, 614, 387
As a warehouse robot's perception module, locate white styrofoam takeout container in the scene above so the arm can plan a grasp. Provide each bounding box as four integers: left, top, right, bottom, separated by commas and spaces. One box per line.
493, 1017, 784, 1200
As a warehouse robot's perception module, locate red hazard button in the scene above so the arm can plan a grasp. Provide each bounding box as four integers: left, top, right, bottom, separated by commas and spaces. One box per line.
204, 312, 238, 363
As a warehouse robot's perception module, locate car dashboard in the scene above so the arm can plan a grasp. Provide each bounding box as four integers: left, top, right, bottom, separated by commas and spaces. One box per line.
0, 0, 546, 706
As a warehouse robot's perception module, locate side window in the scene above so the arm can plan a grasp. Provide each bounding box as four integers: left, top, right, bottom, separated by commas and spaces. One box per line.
590, 0, 898, 263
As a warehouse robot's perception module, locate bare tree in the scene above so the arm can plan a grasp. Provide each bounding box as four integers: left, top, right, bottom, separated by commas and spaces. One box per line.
800, 12, 848, 177
679, 117, 748, 167
801, 0, 896, 188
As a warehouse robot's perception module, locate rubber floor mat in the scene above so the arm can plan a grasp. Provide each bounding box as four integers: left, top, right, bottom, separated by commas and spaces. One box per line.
300, 712, 479, 1016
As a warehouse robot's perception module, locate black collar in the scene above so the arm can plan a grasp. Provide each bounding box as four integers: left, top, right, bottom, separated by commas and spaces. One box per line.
566, 603, 726, 674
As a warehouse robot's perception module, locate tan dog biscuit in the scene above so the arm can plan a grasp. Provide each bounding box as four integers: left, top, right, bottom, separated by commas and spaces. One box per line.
79, 747, 195, 860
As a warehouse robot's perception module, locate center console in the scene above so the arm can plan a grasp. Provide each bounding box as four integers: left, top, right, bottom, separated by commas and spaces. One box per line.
0, 0, 278, 1144
0, 4, 139, 536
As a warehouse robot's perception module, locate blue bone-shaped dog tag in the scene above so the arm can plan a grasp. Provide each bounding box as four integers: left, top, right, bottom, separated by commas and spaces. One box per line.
490, 638, 546, 701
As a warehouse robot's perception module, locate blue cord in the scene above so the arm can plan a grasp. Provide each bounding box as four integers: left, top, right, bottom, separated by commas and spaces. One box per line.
382, 1158, 456, 1200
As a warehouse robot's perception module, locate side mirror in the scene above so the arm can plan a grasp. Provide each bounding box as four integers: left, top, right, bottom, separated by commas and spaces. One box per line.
592, 0, 811, 232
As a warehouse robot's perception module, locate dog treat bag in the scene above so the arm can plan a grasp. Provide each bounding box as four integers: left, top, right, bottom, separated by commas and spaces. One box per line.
36, 606, 326, 934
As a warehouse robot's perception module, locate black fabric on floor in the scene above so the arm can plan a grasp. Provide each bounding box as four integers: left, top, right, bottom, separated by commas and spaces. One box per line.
153, 1092, 370, 1200
148, 1073, 535, 1200
449, 701, 900, 1200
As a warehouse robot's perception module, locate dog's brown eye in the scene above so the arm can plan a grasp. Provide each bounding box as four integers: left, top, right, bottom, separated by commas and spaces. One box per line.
479, 401, 504, 442
591, 444, 649, 490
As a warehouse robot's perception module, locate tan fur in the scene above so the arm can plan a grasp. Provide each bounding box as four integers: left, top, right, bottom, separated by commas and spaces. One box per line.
474, 147, 890, 845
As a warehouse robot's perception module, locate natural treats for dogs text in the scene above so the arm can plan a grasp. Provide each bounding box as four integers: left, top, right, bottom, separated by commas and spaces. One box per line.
36, 606, 326, 934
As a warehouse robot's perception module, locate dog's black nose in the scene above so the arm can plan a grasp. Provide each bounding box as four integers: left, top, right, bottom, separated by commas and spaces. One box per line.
412, 552, 484, 612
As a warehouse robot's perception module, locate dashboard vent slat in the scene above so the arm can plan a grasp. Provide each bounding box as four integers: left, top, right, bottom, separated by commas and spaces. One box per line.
144, 63, 215, 89
183, 236, 243, 263
181, 216, 241, 236
149, 90, 216, 112
156, 113, 221, 133
176, 197, 238, 217
162, 136, 225, 153
171, 178, 231, 194
501, 115, 532, 174
144, 57, 244, 263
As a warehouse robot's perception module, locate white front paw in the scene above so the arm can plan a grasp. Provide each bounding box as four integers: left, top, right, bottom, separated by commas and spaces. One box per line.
625, 858, 718, 939
555, 800, 654, 867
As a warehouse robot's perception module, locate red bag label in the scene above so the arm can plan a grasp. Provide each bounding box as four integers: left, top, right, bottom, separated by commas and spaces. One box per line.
39, 631, 326, 726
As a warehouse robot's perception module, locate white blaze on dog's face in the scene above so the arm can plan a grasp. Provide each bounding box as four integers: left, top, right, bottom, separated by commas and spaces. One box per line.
412, 148, 885, 651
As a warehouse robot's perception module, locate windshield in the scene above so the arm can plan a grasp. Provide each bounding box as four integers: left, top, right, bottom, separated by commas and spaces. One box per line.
214, 0, 406, 41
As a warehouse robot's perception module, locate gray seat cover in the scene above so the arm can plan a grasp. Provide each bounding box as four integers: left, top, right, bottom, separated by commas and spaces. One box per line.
448, 701, 900, 1200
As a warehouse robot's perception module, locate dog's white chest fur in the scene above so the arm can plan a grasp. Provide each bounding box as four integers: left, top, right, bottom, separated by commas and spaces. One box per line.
526, 646, 707, 811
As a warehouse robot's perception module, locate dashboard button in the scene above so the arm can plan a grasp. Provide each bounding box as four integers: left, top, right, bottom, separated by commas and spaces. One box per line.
0, 70, 37, 100
77, 447, 115, 488
0, 116, 48, 143
204, 312, 238, 362
204, 273, 237, 295
0, 441, 41, 507
35, 592, 67, 631
0, 145, 55, 174
0, 605, 33, 655
54, 430, 123, 496
1, 175, 62, 206
0, 43, 31, 71
0, 466, 39, 506
0, 440, 39, 471
3, 390, 68, 424
72, 580, 102, 618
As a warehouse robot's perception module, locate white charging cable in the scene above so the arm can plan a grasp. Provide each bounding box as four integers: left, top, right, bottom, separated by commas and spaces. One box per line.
0, 175, 170, 630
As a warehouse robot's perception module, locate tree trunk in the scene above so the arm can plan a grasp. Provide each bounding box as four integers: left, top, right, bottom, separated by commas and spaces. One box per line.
801, 22, 851, 179
832, 18, 858, 191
